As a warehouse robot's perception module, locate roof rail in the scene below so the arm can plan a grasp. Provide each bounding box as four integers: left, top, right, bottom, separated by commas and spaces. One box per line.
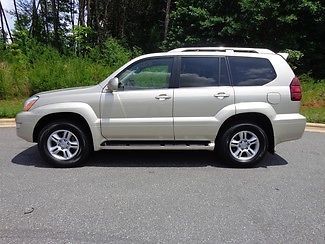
168, 47, 274, 54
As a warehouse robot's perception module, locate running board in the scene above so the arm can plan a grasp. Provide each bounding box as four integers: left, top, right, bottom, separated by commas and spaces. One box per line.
99, 141, 215, 151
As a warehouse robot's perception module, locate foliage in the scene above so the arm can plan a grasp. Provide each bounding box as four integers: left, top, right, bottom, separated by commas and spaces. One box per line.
300, 107, 325, 123
164, 0, 325, 77
0, 37, 136, 99
299, 74, 325, 122
88, 38, 133, 68
70, 26, 95, 56
6, 0, 324, 78
285, 49, 304, 71
0, 99, 25, 118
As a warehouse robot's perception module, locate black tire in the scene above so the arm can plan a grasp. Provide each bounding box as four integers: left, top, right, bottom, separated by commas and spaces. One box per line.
217, 123, 268, 168
38, 121, 91, 167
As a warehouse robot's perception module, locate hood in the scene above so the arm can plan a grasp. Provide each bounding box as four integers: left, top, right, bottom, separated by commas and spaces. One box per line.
36, 85, 101, 97
30, 84, 103, 111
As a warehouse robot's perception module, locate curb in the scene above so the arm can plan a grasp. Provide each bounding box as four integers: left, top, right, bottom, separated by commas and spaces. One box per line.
0, 118, 15, 127
306, 122, 325, 128
0, 118, 324, 132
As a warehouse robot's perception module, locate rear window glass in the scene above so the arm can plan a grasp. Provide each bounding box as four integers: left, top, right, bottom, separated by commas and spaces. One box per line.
228, 57, 277, 86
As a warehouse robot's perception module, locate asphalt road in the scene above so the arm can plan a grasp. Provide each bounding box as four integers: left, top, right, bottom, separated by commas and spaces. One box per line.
0, 128, 324, 243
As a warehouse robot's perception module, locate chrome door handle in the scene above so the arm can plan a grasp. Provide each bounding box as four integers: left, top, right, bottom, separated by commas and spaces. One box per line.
214, 92, 230, 99
155, 94, 171, 101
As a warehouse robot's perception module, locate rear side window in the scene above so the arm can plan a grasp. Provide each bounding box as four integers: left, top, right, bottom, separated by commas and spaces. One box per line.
179, 57, 230, 87
228, 57, 277, 86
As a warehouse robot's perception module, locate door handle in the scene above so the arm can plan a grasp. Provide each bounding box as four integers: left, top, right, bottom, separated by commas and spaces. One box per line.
214, 92, 230, 99
155, 94, 171, 101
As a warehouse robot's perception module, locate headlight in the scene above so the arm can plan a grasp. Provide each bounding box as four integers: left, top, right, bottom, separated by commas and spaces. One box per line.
23, 96, 39, 111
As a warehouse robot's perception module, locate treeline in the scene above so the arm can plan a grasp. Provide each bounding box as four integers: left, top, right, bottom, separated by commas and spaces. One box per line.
1, 0, 324, 78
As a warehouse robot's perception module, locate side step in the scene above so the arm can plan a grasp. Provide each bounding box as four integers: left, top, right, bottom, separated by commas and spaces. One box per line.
100, 140, 215, 151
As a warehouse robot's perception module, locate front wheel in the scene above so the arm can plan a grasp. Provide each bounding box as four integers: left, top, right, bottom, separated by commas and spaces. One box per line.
218, 123, 268, 167
38, 122, 91, 167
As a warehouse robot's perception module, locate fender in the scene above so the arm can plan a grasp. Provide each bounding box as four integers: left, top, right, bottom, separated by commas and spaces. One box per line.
215, 102, 276, 147
32, 102, 104, 151
235, 102, 277, 119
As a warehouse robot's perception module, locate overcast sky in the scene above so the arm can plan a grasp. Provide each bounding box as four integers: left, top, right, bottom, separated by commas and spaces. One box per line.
1, 0, 15, 30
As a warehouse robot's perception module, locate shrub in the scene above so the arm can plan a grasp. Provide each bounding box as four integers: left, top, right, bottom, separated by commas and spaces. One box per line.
0, 37, 136, 99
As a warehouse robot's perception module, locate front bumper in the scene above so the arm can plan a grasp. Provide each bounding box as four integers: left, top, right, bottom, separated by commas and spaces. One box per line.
16, 111, 41, 142
272, 113, 306, 146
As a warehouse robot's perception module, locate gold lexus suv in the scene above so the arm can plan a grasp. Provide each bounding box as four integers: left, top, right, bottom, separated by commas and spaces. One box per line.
16, 47, 306, 167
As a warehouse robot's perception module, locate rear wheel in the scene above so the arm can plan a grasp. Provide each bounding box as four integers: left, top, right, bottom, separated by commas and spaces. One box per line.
38, 122, 90, 167
218, 123, 268, 167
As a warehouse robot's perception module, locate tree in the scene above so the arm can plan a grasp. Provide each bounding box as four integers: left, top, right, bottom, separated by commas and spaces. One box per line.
164, 0, 171, 41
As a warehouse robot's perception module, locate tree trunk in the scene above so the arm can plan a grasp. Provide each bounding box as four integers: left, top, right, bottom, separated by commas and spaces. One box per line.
164, 0, 171, 41
30, 0, 37, 37
86, 0, 91, 27
13, 0, 20, 23
42, 0, 49, 41
70, 0, 75, 30
0, 2, 6, 45
0, 0, 12, 43
51, 0, 60, 49
119, 1, 126, 38
78, 0, 85, 26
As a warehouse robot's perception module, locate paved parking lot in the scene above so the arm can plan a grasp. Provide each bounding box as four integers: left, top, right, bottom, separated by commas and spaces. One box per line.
0, 128, 324, 243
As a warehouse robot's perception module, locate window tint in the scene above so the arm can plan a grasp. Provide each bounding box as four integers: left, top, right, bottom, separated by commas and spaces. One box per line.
228, 57, 276, 86
179, 57, 230, 87
117, 58, 173, 90
180, 57, 218, 87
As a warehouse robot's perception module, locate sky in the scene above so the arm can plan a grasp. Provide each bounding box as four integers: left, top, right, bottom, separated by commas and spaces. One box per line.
1, 0, 15, 30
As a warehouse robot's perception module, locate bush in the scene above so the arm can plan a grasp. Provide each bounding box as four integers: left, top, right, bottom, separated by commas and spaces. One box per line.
88, 38, 133, 68
0, 38, 136, 99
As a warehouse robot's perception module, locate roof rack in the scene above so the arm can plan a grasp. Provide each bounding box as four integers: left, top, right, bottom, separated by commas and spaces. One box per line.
168, 47, 274, 54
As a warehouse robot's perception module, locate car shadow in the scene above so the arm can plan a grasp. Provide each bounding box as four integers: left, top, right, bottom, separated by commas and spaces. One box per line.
11, 145, 288, 168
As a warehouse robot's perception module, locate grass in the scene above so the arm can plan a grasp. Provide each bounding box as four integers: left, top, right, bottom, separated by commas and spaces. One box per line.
300, 76, 325, 123
0, 99, 25, 118
301, 107, 325, 123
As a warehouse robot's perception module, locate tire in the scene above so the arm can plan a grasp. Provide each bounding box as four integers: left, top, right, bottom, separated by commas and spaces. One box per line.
38, 121, 91, 167
217, 123, 268, 167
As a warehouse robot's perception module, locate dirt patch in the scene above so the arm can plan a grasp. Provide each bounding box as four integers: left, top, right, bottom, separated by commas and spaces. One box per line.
302, 99, 325, 108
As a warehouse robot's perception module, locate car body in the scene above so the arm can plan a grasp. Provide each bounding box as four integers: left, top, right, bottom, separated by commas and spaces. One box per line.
16, 47, 306, 167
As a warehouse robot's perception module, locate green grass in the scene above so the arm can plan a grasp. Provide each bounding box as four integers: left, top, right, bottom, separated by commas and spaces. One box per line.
300, 75, 325, 123
301, 107, 325, 123
0, 99, 25, 118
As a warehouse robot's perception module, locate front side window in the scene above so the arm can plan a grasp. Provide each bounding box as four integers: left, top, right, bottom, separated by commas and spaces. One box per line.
179, 57, 230, 87
228, 57, 277, 86
117, 58, 173, 90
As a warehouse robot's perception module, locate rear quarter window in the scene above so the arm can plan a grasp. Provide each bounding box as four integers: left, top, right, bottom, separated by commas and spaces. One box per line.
228, 57, 277, 86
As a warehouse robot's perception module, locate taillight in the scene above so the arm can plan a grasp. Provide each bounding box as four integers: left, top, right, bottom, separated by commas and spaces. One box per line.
290, 77, 302, 101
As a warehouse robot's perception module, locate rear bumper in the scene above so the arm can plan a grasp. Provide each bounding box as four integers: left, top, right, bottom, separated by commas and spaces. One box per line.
16, 111, 40, 142
272, 113, 306, 145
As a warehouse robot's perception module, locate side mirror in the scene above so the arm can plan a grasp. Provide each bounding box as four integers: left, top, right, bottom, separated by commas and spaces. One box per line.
107, 77, 119, 92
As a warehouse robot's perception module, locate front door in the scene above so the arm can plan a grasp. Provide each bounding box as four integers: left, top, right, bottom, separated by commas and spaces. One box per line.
100, 57, 175, 140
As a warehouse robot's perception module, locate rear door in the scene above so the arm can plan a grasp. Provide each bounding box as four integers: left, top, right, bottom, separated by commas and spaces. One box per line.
173, 56, 235, 141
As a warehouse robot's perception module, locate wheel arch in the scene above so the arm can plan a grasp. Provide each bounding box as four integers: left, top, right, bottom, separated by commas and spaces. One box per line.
33, 112, 94, 150
216, 112, 275, 153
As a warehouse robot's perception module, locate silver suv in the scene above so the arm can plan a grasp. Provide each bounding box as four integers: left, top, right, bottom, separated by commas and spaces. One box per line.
16, 47, 306, 167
